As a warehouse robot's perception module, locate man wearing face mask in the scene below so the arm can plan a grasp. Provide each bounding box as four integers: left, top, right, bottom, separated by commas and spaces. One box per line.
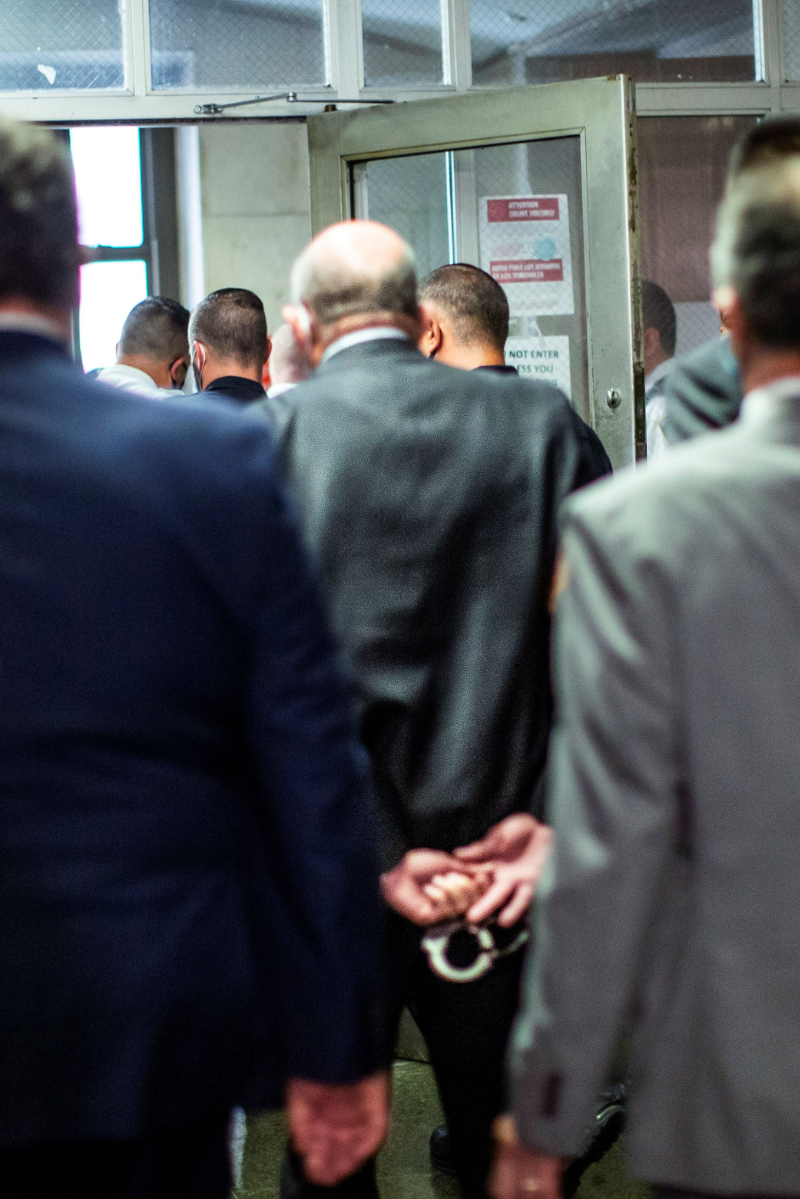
190, 288, 270, 405
96, 297, 191, 397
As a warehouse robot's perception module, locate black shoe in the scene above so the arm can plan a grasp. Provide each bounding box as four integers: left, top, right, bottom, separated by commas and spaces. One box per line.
429, 1124, 457, 1176
562, 1083, 628, 1198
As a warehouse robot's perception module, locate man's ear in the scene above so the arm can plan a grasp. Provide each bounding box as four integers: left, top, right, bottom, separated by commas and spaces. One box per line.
720, 291, 748, 361
418, 302, 443, 359
642, 326, 661, 359
282, 305, 313, 360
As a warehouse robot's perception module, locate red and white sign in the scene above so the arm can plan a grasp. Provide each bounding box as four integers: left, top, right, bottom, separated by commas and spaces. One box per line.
490, 259, 564, 284
479, 193, 573, 316
487, 197, 560, 223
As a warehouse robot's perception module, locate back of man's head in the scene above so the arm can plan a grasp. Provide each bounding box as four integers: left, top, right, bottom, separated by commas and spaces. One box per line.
289, 221, 418, 331
730, 116, 800, 180
0, 120, 80, 311
419, 264, 509, 352
712, 160, 800, 353
268, 323, 311, 388
641, 280, 676, 357
189, 288, 268, 372
118, 297, 190, 368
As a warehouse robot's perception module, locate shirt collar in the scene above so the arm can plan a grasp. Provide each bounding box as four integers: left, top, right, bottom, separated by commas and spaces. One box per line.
0, 312, 67, 344
741, 374, 800, 422
267, 381, 299, 399
204, 375, 266, 403
645, 357, 672, 394
97, 364, 160, 390
321, 327, 410, 365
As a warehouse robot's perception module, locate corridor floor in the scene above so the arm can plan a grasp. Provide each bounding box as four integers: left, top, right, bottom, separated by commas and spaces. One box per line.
236, 1060, 652, 1199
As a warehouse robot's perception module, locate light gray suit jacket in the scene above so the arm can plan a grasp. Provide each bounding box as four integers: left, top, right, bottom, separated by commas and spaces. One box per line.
510, 378, 800, 1194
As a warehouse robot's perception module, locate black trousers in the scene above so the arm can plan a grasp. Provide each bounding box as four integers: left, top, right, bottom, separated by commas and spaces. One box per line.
0, 1115, 232, 1199
283, 913, 526, 1199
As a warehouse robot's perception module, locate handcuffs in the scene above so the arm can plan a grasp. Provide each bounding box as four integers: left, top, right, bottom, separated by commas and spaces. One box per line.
421, 918, 529, 983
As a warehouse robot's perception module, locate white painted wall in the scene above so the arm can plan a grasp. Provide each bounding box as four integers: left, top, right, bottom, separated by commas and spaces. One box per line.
196, 121, 312, 332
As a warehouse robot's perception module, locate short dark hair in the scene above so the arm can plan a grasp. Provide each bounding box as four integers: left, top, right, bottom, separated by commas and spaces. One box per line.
189, 288, 268, 368
119, 296, 190, 364
730, 116, 800, 179
418, 264, 509, 351
0, 120, 80, 308
713, 162, 800, 351
641, 279, 676, 357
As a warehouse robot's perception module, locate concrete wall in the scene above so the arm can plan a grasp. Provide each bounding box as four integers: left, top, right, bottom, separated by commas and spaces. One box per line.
197, 120, 312, 333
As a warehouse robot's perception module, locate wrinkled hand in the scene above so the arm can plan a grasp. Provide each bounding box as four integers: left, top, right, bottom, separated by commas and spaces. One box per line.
381, 849, 490, 925
287, 1072, 390, 1187
490, 1116, 564, 1199
454, 813, 553, 926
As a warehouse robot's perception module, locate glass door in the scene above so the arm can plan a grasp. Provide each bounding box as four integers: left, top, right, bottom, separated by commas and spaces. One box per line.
307, 78, 643, 469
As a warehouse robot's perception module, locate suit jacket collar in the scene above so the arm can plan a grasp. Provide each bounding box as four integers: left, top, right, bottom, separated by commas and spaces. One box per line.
314, 336, 423, 378
0, 329, 71, 363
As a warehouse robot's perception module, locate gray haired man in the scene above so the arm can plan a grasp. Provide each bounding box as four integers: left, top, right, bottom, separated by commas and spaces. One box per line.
493, 160, 800, 1199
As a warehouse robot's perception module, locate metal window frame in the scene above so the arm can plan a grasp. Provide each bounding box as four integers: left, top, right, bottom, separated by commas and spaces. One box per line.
1, 0, 796, 123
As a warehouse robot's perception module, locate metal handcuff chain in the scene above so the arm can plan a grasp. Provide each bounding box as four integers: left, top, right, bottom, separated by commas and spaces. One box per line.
421, 918, 529, 983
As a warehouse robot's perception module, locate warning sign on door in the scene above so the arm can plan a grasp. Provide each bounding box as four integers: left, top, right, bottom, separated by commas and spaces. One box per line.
505, 333, 571, 399
479, 194, 574, 315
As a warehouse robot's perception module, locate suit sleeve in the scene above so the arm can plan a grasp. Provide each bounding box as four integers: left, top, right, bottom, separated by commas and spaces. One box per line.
244, 447, 386, 1085
508, 502, 681, 1154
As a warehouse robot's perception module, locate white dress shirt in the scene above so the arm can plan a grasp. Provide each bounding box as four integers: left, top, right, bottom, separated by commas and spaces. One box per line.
95, 363, 174, 399
644, 357, 673, 461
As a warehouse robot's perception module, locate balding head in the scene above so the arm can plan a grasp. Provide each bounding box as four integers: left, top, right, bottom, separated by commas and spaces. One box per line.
285, 221, 420, 365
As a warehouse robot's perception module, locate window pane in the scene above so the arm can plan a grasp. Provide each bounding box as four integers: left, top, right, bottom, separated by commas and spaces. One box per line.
149, 0, 326, 90
354, 153, 450, 279
470, 0, 759, 86
784, 0, 800, 80
362, 0, 444, 87
79, 261, 148, 373
638, 115, 757, 356
0, 0, 124, 91
70, 128, 143, 248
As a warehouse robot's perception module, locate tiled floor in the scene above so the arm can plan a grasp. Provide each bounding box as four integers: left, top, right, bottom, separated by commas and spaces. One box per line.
237, 1060, 651, 1199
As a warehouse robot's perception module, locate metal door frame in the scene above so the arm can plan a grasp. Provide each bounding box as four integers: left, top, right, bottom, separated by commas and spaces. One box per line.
307, 77, 643, 469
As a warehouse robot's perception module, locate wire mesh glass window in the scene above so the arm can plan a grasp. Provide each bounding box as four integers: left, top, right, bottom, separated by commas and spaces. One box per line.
783, 0, 800, 80
352, 153, 450, 277
0, 0, 124, 91
148, 0, 327, 90
637, 115, 757, 358
361, 0, 445, 87
470, 0, 762, 87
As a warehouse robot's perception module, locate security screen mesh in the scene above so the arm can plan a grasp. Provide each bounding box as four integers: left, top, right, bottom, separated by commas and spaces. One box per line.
783, 0, 800, 80
637, 115, 757, 357
0, 0, 124, 91
470, 0, 759, 86
149, 0, 326, 90
361, 0, 444, 87
355, 153, 450, 279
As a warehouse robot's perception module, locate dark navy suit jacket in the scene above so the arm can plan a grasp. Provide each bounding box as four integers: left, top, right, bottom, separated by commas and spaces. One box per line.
0, 332, 383, 1149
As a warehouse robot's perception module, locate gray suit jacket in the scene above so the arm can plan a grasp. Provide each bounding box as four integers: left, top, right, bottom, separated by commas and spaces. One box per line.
510, 378, 800, 1193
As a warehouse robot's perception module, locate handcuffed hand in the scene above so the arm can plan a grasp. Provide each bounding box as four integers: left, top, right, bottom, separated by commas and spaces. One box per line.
380, 849, 491, 925
490, 1116, 564, 1199
454, 813, 553, 926
287, 1071, 390, 1187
